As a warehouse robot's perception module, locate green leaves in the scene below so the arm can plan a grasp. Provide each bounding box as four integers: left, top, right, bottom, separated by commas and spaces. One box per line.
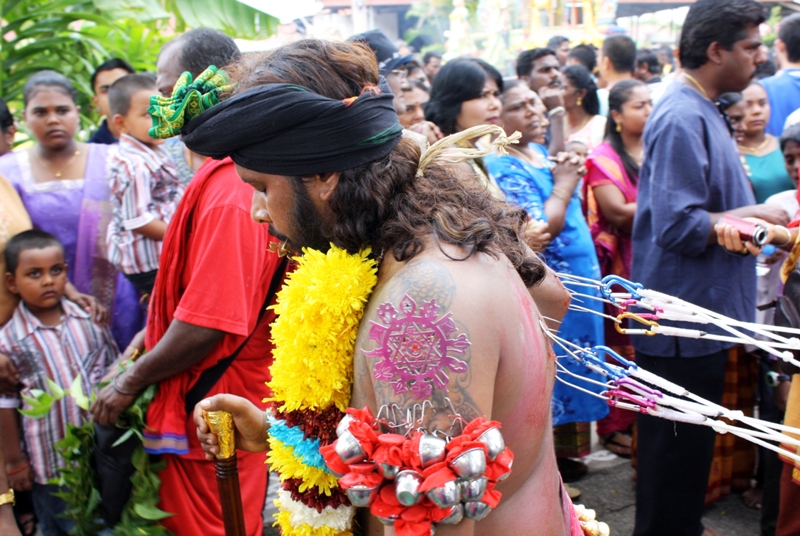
19, 390, 54, 418
167, 0, 277, 40
70, 375, 90, 411
47, 378, 65, 400
50, 381, 172, 535
133, 503, 174, 521
1, 0, 277, 143
17, 375, 89, 418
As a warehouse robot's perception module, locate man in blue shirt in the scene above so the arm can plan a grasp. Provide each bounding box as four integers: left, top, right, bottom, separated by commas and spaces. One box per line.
761, 14, 800, 136
88, 58, 135, 145
631, 1, 787, 534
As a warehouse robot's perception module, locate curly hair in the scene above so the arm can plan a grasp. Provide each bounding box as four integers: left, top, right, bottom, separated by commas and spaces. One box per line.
226, 39, 544, 287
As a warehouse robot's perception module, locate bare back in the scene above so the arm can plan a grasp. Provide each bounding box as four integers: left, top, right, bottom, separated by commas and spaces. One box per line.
350, 245, 567, 536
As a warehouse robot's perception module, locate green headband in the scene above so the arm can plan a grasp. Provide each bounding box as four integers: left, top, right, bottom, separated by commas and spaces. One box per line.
148, 66, 234, 140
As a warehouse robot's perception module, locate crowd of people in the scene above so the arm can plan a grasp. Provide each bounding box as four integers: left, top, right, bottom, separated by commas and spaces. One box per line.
0, 0, 799, 534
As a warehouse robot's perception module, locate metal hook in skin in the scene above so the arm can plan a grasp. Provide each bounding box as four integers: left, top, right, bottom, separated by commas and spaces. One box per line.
442, 397, 466, 436
417, 400, 434, 431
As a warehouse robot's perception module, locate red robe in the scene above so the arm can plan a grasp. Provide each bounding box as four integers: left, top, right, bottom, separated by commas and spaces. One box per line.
145, 157, 281, 535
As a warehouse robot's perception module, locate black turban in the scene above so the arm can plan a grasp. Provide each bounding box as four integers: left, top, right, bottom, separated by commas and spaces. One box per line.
181, 79, 403, 176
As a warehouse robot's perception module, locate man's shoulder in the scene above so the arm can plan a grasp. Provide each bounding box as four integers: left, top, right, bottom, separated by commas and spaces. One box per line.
760, 71, 799, 89
381, 249, 517, 314
190, 158, 252, 211
647, 86, 710, 139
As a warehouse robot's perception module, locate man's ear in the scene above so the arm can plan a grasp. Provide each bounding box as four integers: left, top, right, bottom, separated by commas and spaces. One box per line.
601, 55, 612, 73
311, 172, 341, 203
5, 272, 18, 295
775, 39, 787, 58
92, 93, 102, 114
706, 41, 724, 66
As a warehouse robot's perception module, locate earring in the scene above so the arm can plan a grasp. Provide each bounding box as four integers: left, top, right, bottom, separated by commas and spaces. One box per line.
576, 97, 583, 107
616, 122, 622, 133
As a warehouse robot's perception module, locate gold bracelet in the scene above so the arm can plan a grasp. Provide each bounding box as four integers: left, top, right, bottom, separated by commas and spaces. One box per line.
0, 489, 14, 507
551, 187, 571, 204
775, 225, 793, 248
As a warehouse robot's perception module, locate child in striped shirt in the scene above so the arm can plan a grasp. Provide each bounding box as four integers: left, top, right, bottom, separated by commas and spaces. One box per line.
0, 230, 118, 535
105, 73, 184, 297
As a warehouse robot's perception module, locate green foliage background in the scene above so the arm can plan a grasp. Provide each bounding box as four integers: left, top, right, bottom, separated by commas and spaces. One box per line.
1, 0, 277, 140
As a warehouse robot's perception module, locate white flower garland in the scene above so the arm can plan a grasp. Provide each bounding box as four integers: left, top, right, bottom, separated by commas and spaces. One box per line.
276, 489, 355, 532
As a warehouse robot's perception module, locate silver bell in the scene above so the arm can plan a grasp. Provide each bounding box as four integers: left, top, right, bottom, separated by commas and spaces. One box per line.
376, 515, 398, 526
395, 470, 424, 506
440, 503, 465, 525
476, 427, 505, 461
424, 479, 461, 509
334, 430, 365, 464
418, 433, 447, 468
377, 462, 400, 480
450, 447, 487, 479
463, 500, 493, 521
336, 413, 356, 438
345, 484, 379, 507
460, 476, 488, 502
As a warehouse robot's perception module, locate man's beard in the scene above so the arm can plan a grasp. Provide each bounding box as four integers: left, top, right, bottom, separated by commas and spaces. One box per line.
274, 178, 331, 253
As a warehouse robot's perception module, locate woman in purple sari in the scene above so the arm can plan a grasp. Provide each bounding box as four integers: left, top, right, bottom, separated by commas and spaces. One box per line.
0, 71, 143, 348
584, 79, 652, 457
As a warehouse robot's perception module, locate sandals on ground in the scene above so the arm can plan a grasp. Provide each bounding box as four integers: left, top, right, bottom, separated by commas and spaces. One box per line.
599, 431, 633, 459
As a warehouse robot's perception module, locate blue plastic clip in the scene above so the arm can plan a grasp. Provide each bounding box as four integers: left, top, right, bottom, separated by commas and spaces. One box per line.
572, 347, 626, 379
600, 275, 644, 300
593, 345, 638, 371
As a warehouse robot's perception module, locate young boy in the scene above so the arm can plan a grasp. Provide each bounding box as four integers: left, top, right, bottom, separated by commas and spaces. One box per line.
105, 73, 184, 297
0, 230, 118, 535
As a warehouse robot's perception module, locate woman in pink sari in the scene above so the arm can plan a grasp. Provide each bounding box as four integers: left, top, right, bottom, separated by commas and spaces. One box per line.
585, 79, 652, 457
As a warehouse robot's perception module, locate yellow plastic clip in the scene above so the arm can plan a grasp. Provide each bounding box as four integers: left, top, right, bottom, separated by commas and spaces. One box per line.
615, 312, 659, 336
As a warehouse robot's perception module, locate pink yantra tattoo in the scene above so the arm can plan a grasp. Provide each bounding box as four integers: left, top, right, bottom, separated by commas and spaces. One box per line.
364, 294, 471, 399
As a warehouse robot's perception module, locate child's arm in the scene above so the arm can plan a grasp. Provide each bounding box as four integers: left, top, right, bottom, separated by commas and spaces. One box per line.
0, 408, 33, 492
117, 159, 167, 241
132, 218, 168, 241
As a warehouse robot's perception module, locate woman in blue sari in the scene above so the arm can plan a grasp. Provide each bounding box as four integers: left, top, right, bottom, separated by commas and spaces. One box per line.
485, 80, 607, 484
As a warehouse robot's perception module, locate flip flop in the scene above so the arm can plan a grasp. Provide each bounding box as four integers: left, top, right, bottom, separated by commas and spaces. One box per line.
17, 513, 37, 536
599, 432, 633, 459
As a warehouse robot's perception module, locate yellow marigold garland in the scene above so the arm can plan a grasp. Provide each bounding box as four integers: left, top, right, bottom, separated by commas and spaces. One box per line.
267, 437, 340, 494
267, 247, 378, 413
266, 246, 378, 535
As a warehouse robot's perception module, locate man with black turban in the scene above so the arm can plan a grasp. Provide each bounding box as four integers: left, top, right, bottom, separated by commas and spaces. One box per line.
159, 38, 584, 535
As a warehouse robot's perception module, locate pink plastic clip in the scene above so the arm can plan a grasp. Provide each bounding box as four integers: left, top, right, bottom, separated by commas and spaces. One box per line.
605, 389, 656, 408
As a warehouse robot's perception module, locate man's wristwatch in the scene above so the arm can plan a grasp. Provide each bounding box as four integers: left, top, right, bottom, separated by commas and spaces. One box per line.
0, 488, 14, 507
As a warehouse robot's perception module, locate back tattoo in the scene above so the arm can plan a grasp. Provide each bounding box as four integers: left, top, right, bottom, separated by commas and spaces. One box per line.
364, 294, 471, 399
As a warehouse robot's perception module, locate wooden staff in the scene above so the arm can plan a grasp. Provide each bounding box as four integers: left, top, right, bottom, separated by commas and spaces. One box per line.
204, 410, 246, 536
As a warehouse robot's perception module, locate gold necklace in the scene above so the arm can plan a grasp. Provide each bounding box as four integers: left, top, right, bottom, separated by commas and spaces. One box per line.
35, 149, 80, 178
682, 72, 710, 100
739, 136, 771, 154
739, 154, 752, 178
507, 145, 541, 167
